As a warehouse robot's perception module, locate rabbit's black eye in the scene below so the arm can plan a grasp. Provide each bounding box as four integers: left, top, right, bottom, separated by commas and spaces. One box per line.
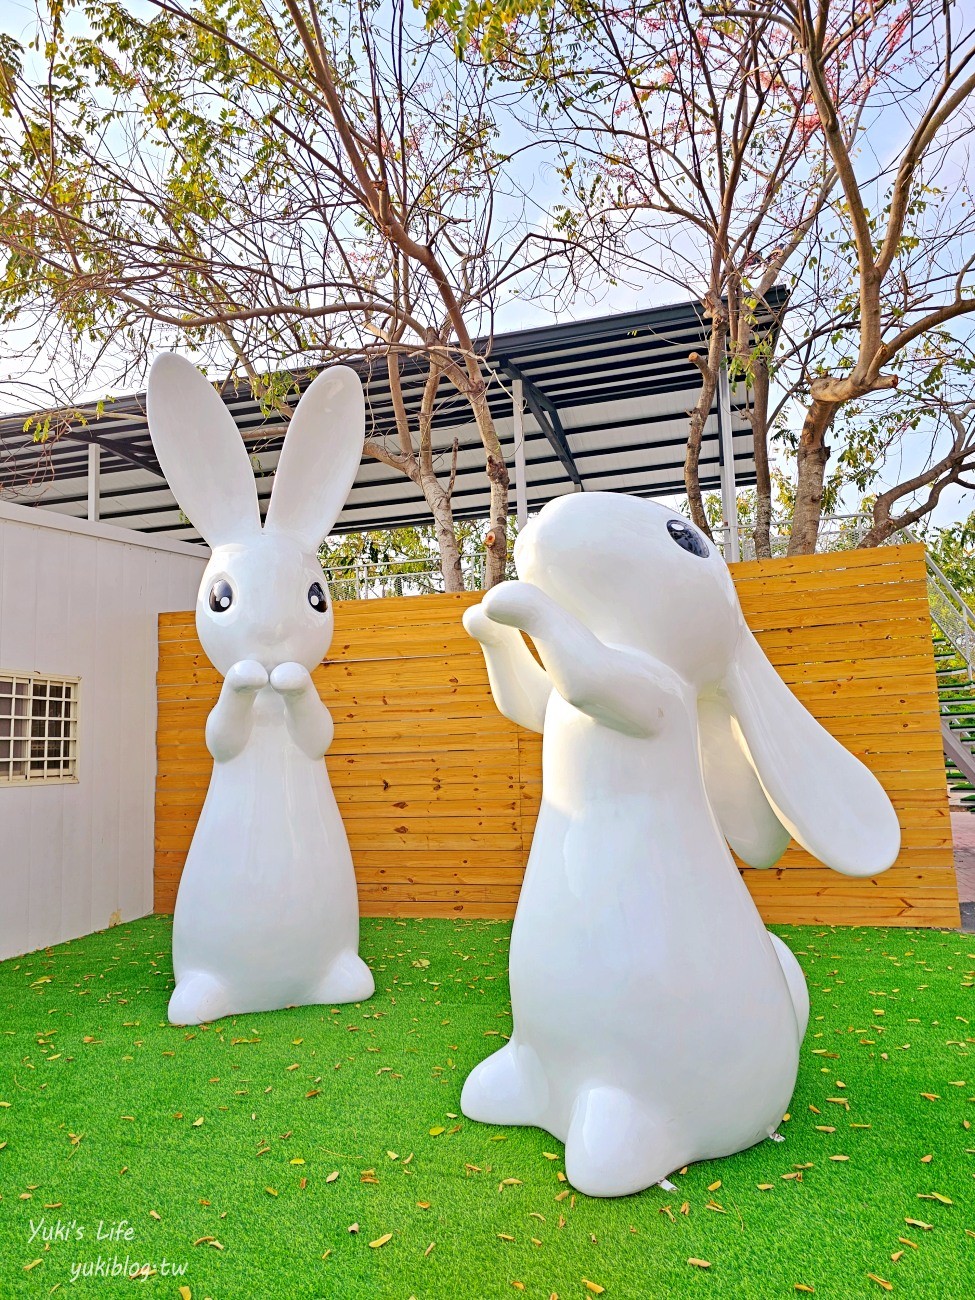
308, 581, 328, 614
208, 579, 234, 612
667, 519, 709, 558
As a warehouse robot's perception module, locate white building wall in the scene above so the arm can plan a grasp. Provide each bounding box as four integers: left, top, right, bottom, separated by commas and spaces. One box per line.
0, 500, 207, 959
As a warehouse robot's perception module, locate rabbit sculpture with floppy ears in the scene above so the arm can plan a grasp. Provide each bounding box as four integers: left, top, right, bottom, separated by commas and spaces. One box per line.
147, 353, 374, 1026
461, 492, 900, 1198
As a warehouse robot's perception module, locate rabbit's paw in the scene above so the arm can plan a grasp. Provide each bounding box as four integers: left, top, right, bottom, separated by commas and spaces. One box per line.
168, 971, 234, 1026
270, 661, 313, 697
460, 1039, 547, 1127
314, 950, 375, 1005
565, 1085, 681, 1198
462, 602, 508, 646
480, 581, 552, 635
226, 660, 269, 694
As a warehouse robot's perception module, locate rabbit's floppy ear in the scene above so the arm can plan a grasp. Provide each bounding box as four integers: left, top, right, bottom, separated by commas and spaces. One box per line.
698, 692, 791, 869
718, 625, 901, 877
264, 366, 364, 550
147, 353, 260, 547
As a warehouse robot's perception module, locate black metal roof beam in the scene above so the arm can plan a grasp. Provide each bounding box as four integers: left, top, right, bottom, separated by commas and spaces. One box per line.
58, 430, 166, 480
136, 466, 763, 539
500, 361, 582, 489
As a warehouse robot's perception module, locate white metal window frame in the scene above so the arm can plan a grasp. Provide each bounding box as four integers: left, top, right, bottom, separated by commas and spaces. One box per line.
0, 671, 80, 786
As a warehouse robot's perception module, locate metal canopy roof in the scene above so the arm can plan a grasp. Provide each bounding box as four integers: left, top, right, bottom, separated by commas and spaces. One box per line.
0, 287, 785, 545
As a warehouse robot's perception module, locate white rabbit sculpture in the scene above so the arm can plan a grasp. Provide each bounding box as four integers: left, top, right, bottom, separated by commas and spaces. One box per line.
461, 492, 900, 1197
146, 353, 374, 1025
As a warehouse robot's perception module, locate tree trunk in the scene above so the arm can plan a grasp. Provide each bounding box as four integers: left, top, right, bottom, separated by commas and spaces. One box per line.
467, 383, 509, 589
685, 387, 715, 536
788, 398, 837, 555
410, 353, 466, 591
750, 355, 773, 559
427, 482, 465, 591
484, 449, 510, 589
685, 319, 726, 538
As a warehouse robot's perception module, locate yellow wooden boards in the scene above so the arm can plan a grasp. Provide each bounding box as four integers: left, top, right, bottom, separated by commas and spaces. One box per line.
154, 542, 959, 927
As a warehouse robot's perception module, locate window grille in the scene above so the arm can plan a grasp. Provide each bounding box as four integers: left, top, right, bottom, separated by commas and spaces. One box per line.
0, 673, 79, 785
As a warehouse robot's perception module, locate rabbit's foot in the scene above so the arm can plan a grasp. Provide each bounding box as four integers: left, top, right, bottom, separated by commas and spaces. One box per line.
769, 933, 810, 1039
460, 1039, 548, 1127
565, 1085, 681, 1198
168, 971, 234, 1026
315, 950, 375, 1005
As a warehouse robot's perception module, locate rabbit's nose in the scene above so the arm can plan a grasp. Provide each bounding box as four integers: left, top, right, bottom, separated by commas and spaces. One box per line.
253, 618, 285, 651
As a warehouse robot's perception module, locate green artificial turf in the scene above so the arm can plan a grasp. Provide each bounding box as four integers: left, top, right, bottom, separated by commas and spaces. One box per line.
0, 918, 973, 1299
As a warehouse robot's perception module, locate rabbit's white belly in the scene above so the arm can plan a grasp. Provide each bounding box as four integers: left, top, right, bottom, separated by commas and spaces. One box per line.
172, 721, 359, 1005
507, 694, 800, 1157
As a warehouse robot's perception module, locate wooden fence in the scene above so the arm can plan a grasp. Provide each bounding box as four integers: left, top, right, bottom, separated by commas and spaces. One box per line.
155, 542, 958, 928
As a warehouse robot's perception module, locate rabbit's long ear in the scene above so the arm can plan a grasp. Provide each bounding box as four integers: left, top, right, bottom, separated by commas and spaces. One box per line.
264, 366, 364, 550
718, 626, 901, 877
698, 692, 791, 869
147, 353, 260, 547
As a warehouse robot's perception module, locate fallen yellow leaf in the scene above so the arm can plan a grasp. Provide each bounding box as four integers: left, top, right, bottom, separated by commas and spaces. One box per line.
429, 1126, 445, 1136
326, 1171, 340, 1183
867, 1274, 893, 1292
369, 1233, 393, 1249
687, 1258, 711, 1269
707, 1180, 722, 1192
583, 1281, 606, 1294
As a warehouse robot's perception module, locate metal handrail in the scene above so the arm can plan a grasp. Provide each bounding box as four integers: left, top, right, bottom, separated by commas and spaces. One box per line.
321, 516, 975, 653
922, 550, 975, 682
323, 552, 494, 600
712, 512, 874, 560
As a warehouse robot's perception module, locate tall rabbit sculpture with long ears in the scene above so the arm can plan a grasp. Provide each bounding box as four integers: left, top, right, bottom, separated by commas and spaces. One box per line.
147, 354, 374, 1025
461, 492, 900, 1197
